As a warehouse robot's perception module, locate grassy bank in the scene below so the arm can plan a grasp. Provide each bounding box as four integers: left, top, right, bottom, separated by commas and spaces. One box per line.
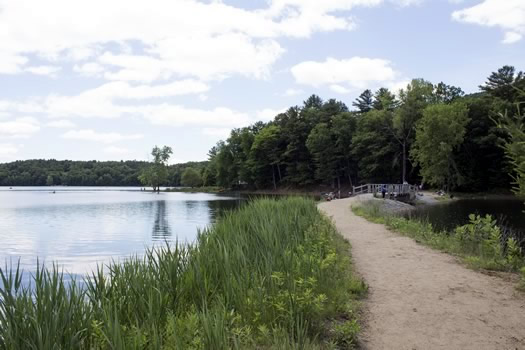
0, 198, 365, 349
353, 200, 525, 285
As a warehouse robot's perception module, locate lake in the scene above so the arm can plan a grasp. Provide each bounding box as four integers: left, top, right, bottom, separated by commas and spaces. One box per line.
0, 187, 242, 279
408, 197, 525, 241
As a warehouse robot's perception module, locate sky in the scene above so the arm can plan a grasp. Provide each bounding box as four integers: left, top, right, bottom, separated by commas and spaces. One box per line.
0, 0, 524, 164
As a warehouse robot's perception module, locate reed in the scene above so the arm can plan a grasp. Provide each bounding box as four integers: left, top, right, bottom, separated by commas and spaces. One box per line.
0, 197, 365, 349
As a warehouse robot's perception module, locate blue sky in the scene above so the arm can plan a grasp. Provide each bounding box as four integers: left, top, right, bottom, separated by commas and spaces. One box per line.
0, 0, 523, 163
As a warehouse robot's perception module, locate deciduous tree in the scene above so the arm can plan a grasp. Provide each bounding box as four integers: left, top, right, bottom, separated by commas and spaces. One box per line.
411, 103, 470, 191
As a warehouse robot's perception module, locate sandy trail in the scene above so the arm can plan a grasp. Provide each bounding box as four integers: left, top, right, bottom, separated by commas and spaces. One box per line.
319, 196, 525, 350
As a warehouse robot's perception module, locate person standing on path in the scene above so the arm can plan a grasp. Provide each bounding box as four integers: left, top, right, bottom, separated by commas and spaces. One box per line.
381, 184, 386, 199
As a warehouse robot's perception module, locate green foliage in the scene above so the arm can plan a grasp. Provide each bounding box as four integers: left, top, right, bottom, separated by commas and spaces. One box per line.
480, 65, 525, 102
372, 87, 398, 111
0, 159, 209, 187
353, 201, 525, 275
411, 102, 470, 190
250, 124, 283, 189
46, 175, 53, 186
333, 319, 360, 348
181, 167, 203, 187
1, 66, 522, 193
139, 145, 173, 192
0, 198, 365, 349
351, 110, 399, 183
352, 89, 373, 113
495, 105, 525, 196
433, 82, 464, 104
306, 123, 338, 185
519, 267, 525, 291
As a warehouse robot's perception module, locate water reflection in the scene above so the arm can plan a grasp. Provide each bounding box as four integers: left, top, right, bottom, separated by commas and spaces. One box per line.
409, 197, 525, 247
152, 200, 171, 239
0, 188, 242, 277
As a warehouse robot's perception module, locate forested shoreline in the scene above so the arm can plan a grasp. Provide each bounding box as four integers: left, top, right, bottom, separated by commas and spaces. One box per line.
1, 66, 523, 192
0, 159, 208, 187
203, 66, 523, 192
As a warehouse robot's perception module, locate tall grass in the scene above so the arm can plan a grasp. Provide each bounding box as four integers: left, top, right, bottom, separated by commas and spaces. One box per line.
353, 200, 525, 277
0, 198, 365, 349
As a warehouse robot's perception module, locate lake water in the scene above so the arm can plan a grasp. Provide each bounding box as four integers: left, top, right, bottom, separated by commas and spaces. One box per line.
409, 197, 525, 241
0, 187, 242, 279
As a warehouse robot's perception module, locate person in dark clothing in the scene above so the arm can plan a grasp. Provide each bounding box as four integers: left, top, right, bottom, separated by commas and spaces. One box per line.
381, 184, 386, 199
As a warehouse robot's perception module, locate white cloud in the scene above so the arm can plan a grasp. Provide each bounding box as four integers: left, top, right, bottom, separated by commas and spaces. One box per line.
386, 79, 411, 95
0, 117, 40, 138
0, 52, 28, 74
452, 0, 525, 44
503, 31, 522, 44
0, 143, 18, 158
330, 84, 351, 94
46, 120, 76, 128
73, 62, 104, 76
284, 88, 304, 96
61, 129, 143, 143
0, 0, 421, 81
45, 80, 209, 119
25, 65, 61, 77
291, 57, 398, 89
143, 105, 252, 127
103, 146, 130, 155
100, 35, 285, 82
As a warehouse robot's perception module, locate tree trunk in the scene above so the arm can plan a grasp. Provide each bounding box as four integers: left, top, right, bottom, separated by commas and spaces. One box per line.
346, 160, 353, 187
277, 164, 282, 182
402, 141, 407, 183
272, 165, 277, 190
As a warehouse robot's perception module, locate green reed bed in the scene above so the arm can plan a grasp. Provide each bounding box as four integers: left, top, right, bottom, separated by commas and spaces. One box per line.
0, 198, 365, 350
353, 200, 525, 283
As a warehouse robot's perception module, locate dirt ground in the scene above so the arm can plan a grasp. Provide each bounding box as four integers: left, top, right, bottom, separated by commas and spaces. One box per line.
319, 196, 525, 350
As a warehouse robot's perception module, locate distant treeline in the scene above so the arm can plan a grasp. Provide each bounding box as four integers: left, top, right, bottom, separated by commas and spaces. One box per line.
2, 66, 523, 192
201, 65, 524, 192
0, 159, 208, 187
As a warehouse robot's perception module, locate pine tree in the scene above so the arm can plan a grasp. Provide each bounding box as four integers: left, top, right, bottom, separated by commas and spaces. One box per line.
352, 89, 373, 113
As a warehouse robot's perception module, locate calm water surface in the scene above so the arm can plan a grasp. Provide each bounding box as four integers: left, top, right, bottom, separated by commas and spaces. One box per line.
409, 197, 525, 236
0, 187, 242, 278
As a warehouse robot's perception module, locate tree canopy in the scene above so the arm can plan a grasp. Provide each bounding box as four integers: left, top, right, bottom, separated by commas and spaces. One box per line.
411, 103, 470, 190
2, 65, 523, 194
200, 66, 523, 192
181, 167, 204, 188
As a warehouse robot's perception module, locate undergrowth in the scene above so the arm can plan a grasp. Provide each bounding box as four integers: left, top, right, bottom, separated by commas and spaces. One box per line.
353, 200, 525, 287
0, 197, 366, 349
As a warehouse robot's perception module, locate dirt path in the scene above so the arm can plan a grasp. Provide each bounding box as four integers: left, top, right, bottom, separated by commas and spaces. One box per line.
319, 196, 525, 350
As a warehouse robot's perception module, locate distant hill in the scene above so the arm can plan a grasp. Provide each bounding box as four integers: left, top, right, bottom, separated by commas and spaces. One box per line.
0, 159, 208, 187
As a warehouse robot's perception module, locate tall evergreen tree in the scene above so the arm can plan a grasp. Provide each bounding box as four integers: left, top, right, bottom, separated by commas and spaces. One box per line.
373, 88, 398, 111
303, 94, 323, 109
433, 82, 464, 104
352, 89, 373, 113
480, 65, 524, 102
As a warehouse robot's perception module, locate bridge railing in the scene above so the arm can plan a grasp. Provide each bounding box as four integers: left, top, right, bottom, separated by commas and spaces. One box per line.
351, 183, 417, 200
